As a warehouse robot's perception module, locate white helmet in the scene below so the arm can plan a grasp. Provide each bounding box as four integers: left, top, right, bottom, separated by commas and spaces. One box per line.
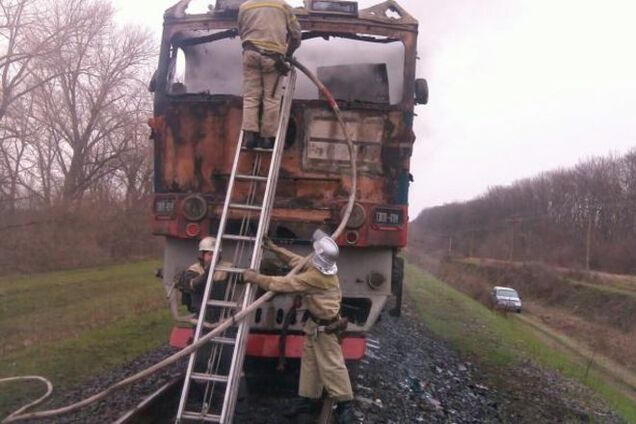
311, 229, 338, 275
198, 236, 217, 253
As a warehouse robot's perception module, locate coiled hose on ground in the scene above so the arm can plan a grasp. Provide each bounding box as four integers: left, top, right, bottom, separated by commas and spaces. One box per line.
0, 57, 358, 423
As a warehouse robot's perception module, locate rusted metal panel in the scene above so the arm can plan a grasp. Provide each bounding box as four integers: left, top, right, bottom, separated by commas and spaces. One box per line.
154, 101, 403, 201
154, 101, 240, 192
152, 1, 418, 248
303, 109, 386, 174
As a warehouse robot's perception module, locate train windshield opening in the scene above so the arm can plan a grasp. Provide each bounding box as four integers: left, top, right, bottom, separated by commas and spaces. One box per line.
166, 31, 405, 104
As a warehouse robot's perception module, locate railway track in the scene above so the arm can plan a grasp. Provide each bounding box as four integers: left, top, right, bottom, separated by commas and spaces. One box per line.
112, 370, 338, 424
8, 296, 621, 423
115, 376, 182, 424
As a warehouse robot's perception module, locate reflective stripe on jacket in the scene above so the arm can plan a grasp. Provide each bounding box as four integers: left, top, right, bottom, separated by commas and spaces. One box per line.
238, 0, 302, 55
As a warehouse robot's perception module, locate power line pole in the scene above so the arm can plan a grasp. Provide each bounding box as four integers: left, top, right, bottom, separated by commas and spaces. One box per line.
506, 216, 523, 262
586, 213, 592, 271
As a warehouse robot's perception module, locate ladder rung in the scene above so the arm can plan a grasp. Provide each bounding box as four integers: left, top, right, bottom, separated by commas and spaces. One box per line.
215, 265, 246, 274
222, 234, 257, 242
229, 203, 262, 212
190, 372, 229, 384
241, 146, 273, 152
207, 299, 240, 309
235, 174, 268, 182
181, 411, 222, 422
209, 336, 237, 345
179, 69, 296, 423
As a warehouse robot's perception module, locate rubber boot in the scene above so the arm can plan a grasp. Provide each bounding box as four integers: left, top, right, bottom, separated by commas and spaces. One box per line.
243, 131, 260, 149
283, 397, 321, 418
259, 137, 275, 149
335, 400, 354, 424
234, 374, 249, 417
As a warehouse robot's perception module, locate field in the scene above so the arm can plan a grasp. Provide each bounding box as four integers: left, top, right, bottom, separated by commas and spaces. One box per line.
2, 259, 634, 422
405, 263, 636, 422
0, 261, 173, 418
415, 255, 636, 372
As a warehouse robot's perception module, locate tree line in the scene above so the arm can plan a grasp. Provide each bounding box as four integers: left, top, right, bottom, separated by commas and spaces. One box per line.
0, 0, 158, 274
411, 149, 636, 274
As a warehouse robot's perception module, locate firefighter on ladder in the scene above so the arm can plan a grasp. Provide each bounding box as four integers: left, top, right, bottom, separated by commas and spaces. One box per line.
243, 230, 355, 424
237, 0, 301, 149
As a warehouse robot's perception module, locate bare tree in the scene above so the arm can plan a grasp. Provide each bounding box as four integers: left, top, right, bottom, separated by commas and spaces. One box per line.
412, 149, 636, 273
31, 0, 155, 203
0, 0, 98, 209
0, 96, 36, 211
0, 0, 91, 123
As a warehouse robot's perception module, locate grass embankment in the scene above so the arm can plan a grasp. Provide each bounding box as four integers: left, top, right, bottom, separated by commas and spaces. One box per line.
406, 264, 636, 423
0, 261, 173, 418
427, 258, 636, 371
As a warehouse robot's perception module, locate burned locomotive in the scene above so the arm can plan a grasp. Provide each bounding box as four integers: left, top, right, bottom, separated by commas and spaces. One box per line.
150, 0, 427, 360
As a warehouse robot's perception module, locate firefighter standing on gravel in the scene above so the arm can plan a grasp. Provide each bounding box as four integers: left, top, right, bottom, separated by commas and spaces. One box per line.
237, 0, 301, 149
242, 230, 354, 424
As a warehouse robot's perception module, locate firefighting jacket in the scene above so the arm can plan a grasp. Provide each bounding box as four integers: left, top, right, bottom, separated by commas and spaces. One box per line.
183, 260, 232, 291
248, 243, 342, 320
237, 0, 302, 55
179, 260, 233, 314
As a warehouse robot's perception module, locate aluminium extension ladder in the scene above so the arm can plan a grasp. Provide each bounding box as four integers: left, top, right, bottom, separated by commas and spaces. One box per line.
176, 68, 297, 423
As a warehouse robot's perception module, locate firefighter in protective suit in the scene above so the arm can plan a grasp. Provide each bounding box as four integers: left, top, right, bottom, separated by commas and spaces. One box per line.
176, 237, 249, 413
176, 236, 232, 315
242, 230, 354, 423
237, 0, 301, 149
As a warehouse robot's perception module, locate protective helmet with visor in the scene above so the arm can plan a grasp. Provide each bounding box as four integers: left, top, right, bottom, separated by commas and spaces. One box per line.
311, 229, 338, 275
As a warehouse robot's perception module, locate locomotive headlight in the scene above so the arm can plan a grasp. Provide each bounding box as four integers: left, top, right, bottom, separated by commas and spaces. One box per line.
366, 272, 385, 290
342, 203, 366, 229
182, 194, 207, 221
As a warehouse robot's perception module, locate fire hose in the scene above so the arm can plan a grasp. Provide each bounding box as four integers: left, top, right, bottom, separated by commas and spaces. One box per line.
0, 57, 358, 423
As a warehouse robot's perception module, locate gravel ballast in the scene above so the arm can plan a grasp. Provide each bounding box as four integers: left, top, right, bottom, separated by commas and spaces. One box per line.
12, 297, 622, 423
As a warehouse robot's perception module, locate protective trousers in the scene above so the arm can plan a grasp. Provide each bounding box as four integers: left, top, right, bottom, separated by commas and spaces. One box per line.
298, 321, 354, 402
242, 49, 283, 138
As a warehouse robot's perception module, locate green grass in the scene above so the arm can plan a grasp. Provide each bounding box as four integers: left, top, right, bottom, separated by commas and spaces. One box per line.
0, 261, 173, 418
405, 263, 636, 423
0, 261, 165, 354
567, 278, 636, 300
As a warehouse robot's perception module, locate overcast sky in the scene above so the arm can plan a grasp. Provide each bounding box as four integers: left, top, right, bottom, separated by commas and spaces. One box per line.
113, 0, 636, 216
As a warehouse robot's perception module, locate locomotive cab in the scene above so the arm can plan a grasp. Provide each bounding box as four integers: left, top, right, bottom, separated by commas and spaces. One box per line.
151, 0, 422, 359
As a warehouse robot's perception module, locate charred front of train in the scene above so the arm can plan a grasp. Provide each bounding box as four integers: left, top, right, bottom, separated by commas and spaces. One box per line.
149, 0, 427, 360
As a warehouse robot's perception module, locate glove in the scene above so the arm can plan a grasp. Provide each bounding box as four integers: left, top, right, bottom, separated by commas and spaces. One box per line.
190, 272, 207, 291
262, 236, 275, 251
324, 317, 349, 335
242, 269, 260, 283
